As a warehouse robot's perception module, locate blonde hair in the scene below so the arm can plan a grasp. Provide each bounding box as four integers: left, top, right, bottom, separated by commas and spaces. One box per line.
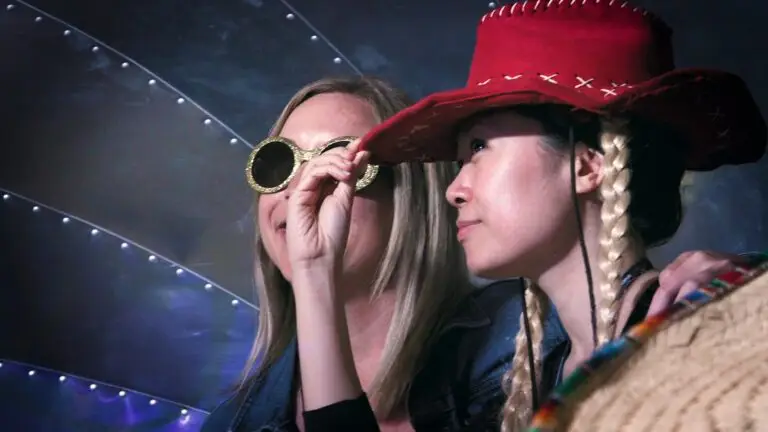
501, 117, 634, 431
239, 76, 472, 418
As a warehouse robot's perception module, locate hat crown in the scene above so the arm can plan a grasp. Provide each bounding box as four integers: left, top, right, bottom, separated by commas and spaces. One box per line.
468, 0, 674, 87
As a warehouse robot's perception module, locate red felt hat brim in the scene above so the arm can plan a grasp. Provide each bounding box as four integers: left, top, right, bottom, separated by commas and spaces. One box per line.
360, 68, 766, 171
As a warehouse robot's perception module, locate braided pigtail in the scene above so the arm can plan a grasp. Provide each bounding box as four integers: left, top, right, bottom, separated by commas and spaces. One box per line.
596, 118, 633, 345
501, 281, 548, 431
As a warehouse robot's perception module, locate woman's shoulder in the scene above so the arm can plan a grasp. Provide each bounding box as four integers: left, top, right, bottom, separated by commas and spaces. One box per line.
454, 279, 567, 359
201, 341, 298, 431
420, 278, 564, 389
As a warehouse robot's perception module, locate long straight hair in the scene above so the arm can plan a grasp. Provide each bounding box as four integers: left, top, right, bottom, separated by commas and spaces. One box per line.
239, 76, 473, 418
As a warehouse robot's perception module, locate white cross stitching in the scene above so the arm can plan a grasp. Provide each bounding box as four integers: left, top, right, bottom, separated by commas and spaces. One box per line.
600, 88, 618, 97
575, 76, 594, 88
717, 128, 730, 139
482, 0, 651, 22
709, 108, 723, 121
540, 73, 558, 84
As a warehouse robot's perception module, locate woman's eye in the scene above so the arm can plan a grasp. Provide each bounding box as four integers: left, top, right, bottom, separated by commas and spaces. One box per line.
469, 138, 487, 154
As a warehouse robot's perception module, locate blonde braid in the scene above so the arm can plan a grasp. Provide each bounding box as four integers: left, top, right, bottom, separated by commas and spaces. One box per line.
501, 281, 547, 432
596, 118, 633, 345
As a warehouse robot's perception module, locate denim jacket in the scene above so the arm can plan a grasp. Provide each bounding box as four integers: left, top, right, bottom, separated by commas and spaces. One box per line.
201, 279, 568, 432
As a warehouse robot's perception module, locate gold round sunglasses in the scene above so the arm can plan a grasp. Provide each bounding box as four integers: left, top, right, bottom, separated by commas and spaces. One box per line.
245, 136, 380, 194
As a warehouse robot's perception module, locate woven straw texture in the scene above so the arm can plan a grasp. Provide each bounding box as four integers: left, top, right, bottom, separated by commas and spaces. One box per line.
563, 270, 768, 431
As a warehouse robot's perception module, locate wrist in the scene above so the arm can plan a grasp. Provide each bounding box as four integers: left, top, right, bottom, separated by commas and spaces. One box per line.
292, 269, 341, 306
291, 258, 337, 282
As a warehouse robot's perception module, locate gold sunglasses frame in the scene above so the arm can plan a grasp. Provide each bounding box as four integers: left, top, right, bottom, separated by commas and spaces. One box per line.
245, 135, 380, 194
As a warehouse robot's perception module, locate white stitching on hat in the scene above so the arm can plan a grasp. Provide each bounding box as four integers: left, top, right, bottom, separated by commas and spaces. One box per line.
717, 128, 730, 139
575, 76, 594, 88
540, 73, 559, 84
484, 0, 652, 18
709, 108, 723, 121
475, 74, 635, 97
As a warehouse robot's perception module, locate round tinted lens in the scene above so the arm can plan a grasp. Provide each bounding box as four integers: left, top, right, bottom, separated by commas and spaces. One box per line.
251, 141, 294, 189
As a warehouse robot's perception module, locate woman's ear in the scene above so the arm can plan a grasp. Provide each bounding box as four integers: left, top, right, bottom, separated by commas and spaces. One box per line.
572, 145, 604, 195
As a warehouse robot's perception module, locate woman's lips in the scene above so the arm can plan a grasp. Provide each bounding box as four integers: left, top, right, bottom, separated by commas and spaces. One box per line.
456, 220, 479, 241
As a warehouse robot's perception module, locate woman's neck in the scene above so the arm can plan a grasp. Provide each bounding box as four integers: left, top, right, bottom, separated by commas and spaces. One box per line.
535, 219, 653, 373
340, 284, 397, 386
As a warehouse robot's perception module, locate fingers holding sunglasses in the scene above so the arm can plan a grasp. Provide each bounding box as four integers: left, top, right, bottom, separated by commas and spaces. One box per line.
293, 153, 357, 196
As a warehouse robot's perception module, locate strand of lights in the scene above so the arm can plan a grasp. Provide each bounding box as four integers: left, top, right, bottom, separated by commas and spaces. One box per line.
5, 0, 253, 148
277, 0, 361, 73
0, 359, 205, 421
1, 188, 253, 309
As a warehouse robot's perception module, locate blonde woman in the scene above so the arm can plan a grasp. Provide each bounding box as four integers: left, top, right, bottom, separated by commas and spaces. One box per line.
355, 1, 766, 431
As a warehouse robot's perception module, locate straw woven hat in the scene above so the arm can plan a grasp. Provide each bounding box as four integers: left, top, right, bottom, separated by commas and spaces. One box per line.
556, 268, 768, 431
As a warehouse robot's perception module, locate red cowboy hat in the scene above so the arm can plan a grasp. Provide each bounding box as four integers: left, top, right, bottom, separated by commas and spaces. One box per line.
359, 0, 766, 171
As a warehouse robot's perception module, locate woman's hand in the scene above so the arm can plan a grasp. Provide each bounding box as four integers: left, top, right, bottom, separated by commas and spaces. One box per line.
286, 139, 370, 276
647, 250, 751, 315
286, 140, 372, 412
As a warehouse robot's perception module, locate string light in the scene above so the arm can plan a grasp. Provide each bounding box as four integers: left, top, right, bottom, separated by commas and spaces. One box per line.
5, 0, 248, 149
0, 359, 205, 425
0, 189, 254, 307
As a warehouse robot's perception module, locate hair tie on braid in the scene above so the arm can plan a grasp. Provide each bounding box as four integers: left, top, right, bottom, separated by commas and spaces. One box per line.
596, 117, 633, 345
